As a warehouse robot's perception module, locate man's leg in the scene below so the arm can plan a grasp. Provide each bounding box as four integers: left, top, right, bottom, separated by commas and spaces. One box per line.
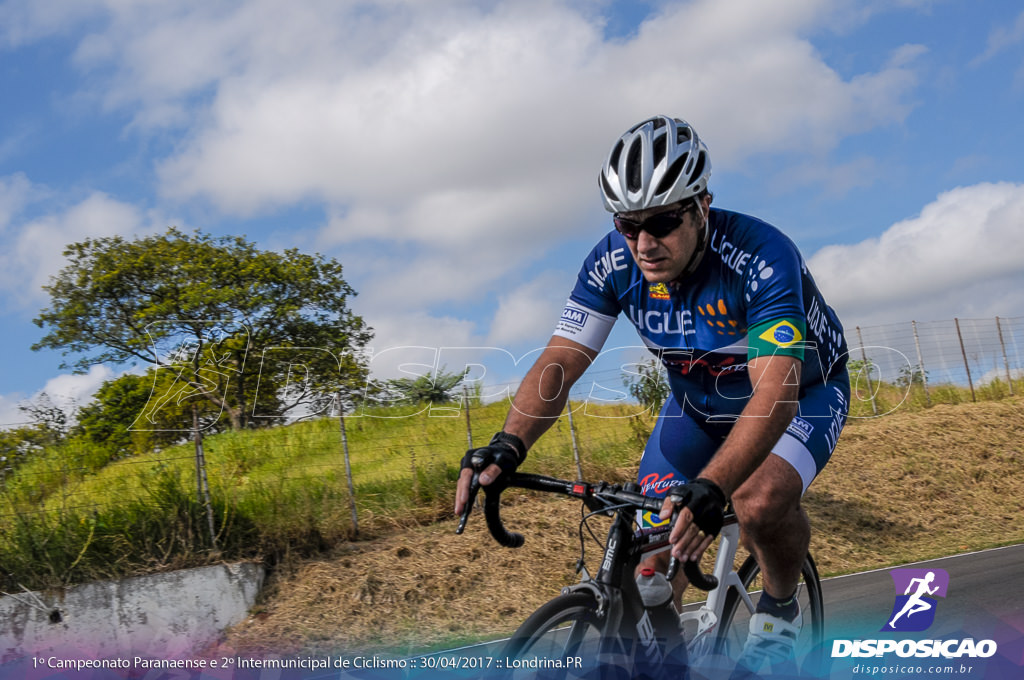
730, 452, 808, 602
728, 453, 809, 669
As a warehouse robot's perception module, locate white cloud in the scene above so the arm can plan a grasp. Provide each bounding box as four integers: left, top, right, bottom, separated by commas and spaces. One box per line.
0, 364, 115, 429
363, 310, 480, 358
0, 0, 932, 382
0, 192, 147, 306
0, 172, 36, 231
809, 182, 1024, 326
37, 364, 115, 413
143, 1, 921, 215
486, 272, 570, 346
0, 0, 101, 48
24, 1, 921, 220
972, 9, 1024, 65
0, 392, 27, 428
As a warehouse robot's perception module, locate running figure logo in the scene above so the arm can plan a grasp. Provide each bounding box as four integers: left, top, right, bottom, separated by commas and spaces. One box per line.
882, 568, 950, 632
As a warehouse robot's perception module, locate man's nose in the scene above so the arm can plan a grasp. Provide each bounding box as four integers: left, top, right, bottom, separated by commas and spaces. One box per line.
637, 230, 658, 251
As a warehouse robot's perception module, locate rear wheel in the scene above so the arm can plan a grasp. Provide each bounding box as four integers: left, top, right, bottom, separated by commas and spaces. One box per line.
715, 553, 826, 675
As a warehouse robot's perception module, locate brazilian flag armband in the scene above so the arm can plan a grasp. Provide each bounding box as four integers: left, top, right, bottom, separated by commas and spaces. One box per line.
747, 318, 806, 361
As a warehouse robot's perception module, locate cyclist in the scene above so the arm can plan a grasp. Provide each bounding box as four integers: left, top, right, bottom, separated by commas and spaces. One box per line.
455, 115, 850, 670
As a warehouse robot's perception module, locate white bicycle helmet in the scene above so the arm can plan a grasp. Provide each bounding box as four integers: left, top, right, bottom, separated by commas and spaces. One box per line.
599, 116, 711, 214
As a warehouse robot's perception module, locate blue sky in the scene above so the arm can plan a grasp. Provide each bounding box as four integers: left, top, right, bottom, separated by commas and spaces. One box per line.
2, 0, 1024, 425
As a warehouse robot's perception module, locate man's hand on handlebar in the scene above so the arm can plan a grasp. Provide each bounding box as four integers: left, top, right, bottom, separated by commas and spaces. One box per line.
659, 478, 727, 564
454, 432, 527, 517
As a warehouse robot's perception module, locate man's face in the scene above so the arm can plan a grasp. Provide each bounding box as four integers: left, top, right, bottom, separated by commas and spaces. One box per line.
616, 200, 707, 283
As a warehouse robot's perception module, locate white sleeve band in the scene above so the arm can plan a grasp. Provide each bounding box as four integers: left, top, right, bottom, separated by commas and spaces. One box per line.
551, 299, 617, 352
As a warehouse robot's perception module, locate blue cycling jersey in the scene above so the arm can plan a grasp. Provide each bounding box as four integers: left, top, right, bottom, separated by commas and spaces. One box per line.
553, 208, 848, 417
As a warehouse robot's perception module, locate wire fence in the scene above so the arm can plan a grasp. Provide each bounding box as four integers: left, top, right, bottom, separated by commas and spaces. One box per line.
2, 316, 1022, 539
851, 316, 1023, 413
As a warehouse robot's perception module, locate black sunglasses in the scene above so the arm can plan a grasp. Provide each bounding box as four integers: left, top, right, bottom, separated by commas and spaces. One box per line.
613, 204, 695, 240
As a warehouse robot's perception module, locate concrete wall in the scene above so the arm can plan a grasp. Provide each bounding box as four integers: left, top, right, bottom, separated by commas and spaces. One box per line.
0, 562, 264, 661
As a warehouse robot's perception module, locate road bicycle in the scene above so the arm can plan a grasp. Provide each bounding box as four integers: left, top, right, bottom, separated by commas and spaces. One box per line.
456, 470, 824, 679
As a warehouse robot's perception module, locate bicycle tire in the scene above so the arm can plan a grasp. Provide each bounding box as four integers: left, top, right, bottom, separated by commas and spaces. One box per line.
714, 552, 825, 674
501, 592, 628, 680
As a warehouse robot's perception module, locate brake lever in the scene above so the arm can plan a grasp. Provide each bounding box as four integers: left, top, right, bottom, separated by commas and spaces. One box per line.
662, 489, 718, 590
664, 490, 685, 581
456, 451, 488, 535
455, 470, 480, 535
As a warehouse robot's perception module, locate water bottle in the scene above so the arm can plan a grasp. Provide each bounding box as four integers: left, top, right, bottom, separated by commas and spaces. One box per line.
636, 567, 674, 609
635, 568, 688, 677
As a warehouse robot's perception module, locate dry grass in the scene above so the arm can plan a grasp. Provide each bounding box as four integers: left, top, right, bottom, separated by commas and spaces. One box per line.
213, 397, 1024, 658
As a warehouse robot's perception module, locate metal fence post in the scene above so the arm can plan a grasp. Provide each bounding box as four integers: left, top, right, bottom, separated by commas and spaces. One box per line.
996, 316, 1014, 396
856, 327, 878, 416
463, 385, 474, 449
192, 403, 218, 550
911, 320, 931, 406
338, 407, 359, 537
954, 318, 976, 402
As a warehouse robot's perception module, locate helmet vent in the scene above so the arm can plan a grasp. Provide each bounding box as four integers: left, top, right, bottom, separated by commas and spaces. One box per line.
656, 152, 688, 196
626, 141, 644, 193
653, 135, 667, 165
690, 152, 707, 187
608, 140, 624, 172
600, 173, 616, 201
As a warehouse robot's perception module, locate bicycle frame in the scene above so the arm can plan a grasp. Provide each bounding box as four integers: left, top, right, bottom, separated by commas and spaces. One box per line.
458, 470, 823, 677
679, 517, 754, 657
458, 471, 823, 676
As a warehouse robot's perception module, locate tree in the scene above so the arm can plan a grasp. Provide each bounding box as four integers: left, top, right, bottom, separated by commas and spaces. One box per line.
385, 368, 469, 405
0, 425, 57, 483
0, 393, 72, 485
895, 363, 928, 388
624, 359, 671, 414
17, 392, 70, 444
33, 228, 372, 432
73, 372, 185, 457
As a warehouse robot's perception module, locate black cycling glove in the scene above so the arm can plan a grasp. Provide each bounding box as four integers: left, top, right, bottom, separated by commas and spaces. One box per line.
669, 478, 727, 538
460, 431, 527, 480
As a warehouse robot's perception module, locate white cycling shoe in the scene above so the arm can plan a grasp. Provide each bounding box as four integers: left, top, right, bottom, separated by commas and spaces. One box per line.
736, 605, 802, 671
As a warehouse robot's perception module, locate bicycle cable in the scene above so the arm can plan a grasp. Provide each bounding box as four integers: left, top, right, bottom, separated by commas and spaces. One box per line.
575, 500, 638, 574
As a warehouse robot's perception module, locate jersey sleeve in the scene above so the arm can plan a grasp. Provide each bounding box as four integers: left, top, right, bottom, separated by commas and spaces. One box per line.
550, 233, 629, 352
552, 299, 618, 351
742, 235, 807, 361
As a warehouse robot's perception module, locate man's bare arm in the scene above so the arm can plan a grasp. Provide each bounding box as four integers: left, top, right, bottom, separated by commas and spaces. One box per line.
454, 336, 597, 514
698, 353, 802, 496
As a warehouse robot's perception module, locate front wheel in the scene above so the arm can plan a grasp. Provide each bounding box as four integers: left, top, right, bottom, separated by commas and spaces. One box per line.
501, 592, 629, 680
715, 553, 826, 675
